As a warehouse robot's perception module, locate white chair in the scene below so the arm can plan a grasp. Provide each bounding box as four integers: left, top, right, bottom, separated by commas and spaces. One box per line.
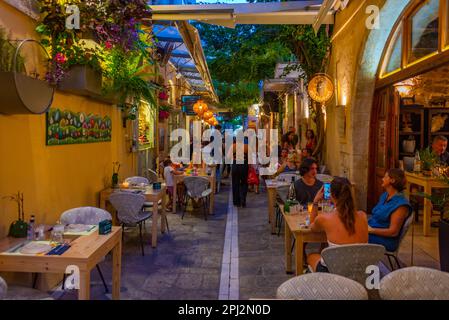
124, 176, 162, 211
321, 244, 386, 285
147, 169, 158, 183
109, 191, 150, 256
276, 273, 368, 300
59, 206, 112, 292
277, 173, 299, 183
385, 212, 414, 270
182, 176, 212, 220
379, 267, 449, 300
125, 176, 150, 186
316, 174, 333, 182
0, 276, 53, 300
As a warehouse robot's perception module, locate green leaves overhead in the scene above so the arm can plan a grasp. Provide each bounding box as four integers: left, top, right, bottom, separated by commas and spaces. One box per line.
195, 21, 331, 115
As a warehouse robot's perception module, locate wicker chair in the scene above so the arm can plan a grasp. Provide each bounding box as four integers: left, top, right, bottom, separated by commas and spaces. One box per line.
379, 267, 449, 300
182, 176, 212, 220
320, 243, 385, 299
109, 192, 150, 256
147, 169, 158, 183
321, 244, 386, 285
0, 276, 53, 300
59, 207, 112, 292
124, 176, 162, 214
125, 176, 150, 186
276, 273, 368, 300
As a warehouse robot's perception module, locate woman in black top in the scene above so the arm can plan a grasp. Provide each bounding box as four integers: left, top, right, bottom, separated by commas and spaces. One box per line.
294, 158, 323, 205
229, 137, 249, 207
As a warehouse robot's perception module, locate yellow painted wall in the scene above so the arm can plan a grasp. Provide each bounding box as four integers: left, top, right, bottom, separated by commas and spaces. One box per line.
0, 4, 135, 237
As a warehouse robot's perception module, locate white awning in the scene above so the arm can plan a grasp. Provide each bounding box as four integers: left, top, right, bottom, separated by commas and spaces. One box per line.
148, 1, 334, 29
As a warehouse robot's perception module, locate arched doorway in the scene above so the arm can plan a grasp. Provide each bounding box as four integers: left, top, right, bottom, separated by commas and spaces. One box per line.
368, 0, 449, 210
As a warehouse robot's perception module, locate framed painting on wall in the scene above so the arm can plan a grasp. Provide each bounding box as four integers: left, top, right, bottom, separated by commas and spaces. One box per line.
46, 108, 112, 146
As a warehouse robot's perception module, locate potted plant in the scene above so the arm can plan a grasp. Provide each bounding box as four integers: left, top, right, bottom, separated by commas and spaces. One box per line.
418, 173, 449, 272
158, 90, 169, 101
419, 147, 437, 176
0, 27, 54, 115
159, 105, 171, 121
2, 192, 28, 238
112, 162, 121, 188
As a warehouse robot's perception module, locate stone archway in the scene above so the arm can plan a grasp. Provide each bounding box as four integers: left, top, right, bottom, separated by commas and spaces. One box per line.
348, 0, 411, 210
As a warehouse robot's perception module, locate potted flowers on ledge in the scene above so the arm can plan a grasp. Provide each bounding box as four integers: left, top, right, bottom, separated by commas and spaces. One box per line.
35, 0, 157, 110
159, 105, 171, 121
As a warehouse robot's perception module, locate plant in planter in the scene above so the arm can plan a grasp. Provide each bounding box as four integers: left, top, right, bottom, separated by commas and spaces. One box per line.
159, 105, 171, 121
418, 172, 449, 272
2, 192, 28, 238
418, 147, 437, 176
158, 90, 169, 101
0, 27, 54, 115
103, 49, 158, 118
112, 161, 121, 188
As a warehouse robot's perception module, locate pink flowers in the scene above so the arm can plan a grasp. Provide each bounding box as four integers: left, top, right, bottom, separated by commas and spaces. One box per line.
158, 91, 169, 100
55, 53, 67, 64
159, 110, 170, 120
105, 41, 113, 50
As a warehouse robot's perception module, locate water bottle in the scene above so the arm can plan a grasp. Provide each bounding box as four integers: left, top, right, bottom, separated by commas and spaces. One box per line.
288, 176, 296, 200
413, 151, 421, 173
27, 214, 35, 240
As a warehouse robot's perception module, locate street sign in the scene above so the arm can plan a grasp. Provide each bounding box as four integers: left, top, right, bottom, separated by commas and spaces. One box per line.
181, 95, 201, 115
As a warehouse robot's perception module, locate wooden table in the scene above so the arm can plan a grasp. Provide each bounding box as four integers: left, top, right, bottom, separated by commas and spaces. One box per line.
173, 173, 216, 214
0, 227, 122, 300
404, 171, 448, 236
265, 179, 290, 234
99, 185, 167, 248
281, 207, 327, 275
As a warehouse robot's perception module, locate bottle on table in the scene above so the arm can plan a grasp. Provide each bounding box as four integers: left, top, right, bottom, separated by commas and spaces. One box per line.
27, 214, 35, 240
288, 176, 296, 200
413, 151, 421, 173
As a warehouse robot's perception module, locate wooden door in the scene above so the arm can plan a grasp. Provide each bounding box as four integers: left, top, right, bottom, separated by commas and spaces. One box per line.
368, 87, 400, 210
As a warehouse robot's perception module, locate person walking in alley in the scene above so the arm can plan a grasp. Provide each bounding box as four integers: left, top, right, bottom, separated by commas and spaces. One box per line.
229, 137, 249, 207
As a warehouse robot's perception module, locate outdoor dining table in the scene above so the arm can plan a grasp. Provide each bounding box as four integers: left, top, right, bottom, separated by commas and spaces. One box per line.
280, 206, 327, 275
0, 226, 122, 300
404, 171, 449, 236
172, 171, 216, 214
99, 184, 167, 248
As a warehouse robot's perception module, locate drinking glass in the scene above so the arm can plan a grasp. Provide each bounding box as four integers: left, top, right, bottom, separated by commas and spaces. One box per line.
307, 202, 313, 214
51, 224, 64, 244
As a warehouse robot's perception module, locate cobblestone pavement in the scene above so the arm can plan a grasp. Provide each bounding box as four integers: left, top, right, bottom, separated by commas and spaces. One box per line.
237, 184, 291, 300
56, 184, 230, 300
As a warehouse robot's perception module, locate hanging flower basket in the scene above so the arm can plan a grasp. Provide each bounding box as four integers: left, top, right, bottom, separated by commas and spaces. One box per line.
158, 91, 169, 100
159, 110, 170, 121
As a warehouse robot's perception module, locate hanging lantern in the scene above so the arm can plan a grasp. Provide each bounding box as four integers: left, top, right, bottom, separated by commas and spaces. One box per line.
203, 111, 213, 120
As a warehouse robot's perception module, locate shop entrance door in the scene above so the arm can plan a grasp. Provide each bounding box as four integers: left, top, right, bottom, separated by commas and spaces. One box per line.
368, 87, 400, 210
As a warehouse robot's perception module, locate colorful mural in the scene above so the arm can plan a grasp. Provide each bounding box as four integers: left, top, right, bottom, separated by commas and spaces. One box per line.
46, 108, 112, 146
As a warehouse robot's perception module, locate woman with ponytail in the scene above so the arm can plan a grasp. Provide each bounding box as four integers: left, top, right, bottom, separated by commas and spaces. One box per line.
307, 177, 368, 272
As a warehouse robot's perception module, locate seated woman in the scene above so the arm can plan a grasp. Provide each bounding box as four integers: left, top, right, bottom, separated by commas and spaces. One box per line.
276, 153, 298, 175
307, 177, 368, 272
368, 169, 412, 252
